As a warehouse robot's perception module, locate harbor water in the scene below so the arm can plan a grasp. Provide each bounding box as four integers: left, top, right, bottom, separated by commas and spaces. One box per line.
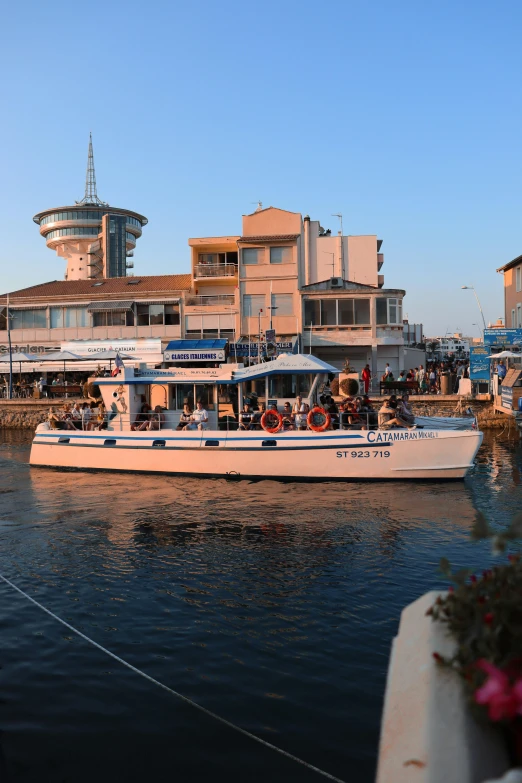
0, 430, 521, 782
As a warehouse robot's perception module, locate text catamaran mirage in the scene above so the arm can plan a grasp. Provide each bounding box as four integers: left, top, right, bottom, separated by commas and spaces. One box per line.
30, 355, 483, 480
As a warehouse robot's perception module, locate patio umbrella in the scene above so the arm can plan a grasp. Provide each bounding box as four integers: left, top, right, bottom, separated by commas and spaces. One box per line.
487, 351, 521, 359
42, 350, 83, 383
86, 350, 141, 372
2, 352, 39, 391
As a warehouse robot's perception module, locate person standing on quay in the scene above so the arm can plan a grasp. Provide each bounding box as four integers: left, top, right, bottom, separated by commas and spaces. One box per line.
361, 364, 372, 395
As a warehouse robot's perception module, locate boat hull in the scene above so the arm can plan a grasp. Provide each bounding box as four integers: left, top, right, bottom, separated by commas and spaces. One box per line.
29, 427, 483, 481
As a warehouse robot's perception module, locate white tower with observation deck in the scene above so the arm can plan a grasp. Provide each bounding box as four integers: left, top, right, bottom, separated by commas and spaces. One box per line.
33, 134, 148, 281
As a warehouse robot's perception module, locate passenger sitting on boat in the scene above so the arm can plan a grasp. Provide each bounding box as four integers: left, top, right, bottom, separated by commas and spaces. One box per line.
327, 399, 339, 430
149, 405, 166, 431
95, 403, 107, 430
239, 402, 254, 430
378, 396, 416, 430
282, 402, 294, 430
48, 408, 62, 429
188, 401, 208, 430
177, 403, 193, 431
360, 396, 377, 428
252, 402, 266, 429
132, 403, 152, 431
81, 402, 92, 431
341, 400, 360, 429
397, 371, 407, 383
70, 402, 83, 430
293, 396, 307, 429
398, 394, 415, 425
62, 403, 76, 430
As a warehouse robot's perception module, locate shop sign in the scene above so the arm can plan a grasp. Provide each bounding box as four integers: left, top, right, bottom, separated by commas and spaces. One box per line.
502, 386, 513, 409
61, 339, 162, 358
469, 345, 490, 381
0, 344, 59, 355
164, 349, 225, 362
484, 329, 522, 346
229, 341, 294, 357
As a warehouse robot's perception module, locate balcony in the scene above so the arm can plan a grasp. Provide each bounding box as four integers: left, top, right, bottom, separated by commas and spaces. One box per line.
185, 295, 236, 307
194, 263, 237, 279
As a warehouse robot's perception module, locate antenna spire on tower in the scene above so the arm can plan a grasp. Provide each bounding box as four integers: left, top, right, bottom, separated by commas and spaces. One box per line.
76, 133, 108, 206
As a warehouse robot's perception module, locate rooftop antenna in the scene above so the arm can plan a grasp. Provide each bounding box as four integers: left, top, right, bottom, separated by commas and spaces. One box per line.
251, 201, 263, 212
332, 213, 344, 278
76, 133, 108, 206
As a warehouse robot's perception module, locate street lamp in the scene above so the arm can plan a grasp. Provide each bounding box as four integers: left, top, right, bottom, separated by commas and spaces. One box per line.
462, 286, 487, 332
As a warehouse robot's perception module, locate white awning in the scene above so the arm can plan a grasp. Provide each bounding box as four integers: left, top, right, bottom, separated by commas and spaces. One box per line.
228, 353, 339, 383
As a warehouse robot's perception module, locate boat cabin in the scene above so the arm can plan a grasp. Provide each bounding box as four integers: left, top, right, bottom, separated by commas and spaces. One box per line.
91, 354, 339, 431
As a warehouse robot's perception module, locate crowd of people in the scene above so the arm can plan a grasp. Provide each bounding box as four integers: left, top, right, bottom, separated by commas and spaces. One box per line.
234, 392, 418, 431
45, 391, 422, 433
48, 401, 107, 431
379, 359, 470, 394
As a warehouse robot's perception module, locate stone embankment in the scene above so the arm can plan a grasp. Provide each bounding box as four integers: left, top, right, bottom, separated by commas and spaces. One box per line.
0, 395, 514, 430
364, 394, 513, 431
0, 399, 82, 430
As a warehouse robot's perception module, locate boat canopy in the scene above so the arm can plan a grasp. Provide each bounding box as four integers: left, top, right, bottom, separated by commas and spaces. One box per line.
228, 353, 339, 383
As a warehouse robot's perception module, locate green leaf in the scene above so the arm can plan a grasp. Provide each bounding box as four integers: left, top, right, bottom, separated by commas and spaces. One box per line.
505, 512, 522, 540
452, 568, 471, 585
439, 557, 451, 575
470, 511, 491, 541
492, 535, 506, 554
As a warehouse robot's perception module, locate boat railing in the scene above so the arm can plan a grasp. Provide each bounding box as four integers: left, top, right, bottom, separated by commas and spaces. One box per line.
51, 409, 376, 433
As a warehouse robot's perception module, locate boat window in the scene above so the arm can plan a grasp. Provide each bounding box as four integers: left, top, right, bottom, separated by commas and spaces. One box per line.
175, 384, 195, 410
268, 373, 312, 398
195, 384, 214, 410
152, 440, 166, 448
104, 439, 117, 446
58, 437, 70, 444
205, 440, 220, 447
262, 440, 277, 447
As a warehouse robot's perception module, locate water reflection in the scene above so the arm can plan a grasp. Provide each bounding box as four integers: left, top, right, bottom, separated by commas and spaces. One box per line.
0, 430, 520, 782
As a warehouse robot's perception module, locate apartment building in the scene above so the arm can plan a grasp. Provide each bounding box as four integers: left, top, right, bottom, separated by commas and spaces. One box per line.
187, 206, 406, 377
497, 253, 522, 328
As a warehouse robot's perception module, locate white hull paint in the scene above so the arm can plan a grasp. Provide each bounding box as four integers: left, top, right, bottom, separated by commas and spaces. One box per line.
30, 426, 484, 481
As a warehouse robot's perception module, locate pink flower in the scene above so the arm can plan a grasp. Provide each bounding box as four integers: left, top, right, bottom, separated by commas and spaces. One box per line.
475, 660, 522, 722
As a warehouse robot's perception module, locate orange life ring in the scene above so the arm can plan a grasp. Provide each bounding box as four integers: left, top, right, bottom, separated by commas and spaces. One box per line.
261, 410, 283, 434
307, 406, 331, 432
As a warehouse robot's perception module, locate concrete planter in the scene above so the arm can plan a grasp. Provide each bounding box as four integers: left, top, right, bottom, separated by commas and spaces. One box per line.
377, 591, 509, 783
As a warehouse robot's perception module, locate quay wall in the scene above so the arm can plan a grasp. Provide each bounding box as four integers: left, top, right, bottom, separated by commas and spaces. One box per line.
0, 395, 511, 431
364, 394, 512, 431
0, 399, 82, 430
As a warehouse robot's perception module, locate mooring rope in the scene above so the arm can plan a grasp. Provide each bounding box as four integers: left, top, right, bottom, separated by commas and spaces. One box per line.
0, 573, 346, 783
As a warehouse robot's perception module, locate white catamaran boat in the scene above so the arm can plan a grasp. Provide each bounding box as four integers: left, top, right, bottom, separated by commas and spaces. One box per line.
30, 354, 483, 481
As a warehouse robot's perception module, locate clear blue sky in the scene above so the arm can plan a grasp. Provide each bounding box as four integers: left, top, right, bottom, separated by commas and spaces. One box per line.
1, 0, 520, 336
